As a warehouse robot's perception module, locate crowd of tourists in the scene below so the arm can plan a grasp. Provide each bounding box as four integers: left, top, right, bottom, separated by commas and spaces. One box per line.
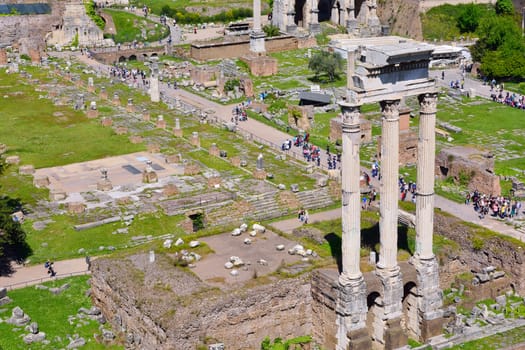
109, 65, 149, 88
466, 190, 522, 219
490, 90, 525, 110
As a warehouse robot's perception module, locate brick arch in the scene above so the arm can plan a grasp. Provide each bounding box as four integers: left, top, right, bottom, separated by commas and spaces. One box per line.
118, 56, 127, 62
402, 281, 419, 339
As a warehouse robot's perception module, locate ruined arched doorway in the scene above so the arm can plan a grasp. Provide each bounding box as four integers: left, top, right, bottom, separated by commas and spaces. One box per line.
317, 0, 333, 22
354, 0, 365, 17
118, 56, 126, 63
367, 291, 383, 346
128, 54, 137, 61
402, 281, 419, 340
294, 0, 306, 26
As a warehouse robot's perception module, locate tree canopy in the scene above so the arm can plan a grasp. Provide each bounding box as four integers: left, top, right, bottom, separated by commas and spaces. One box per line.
457, 3, 481, 33
495, 0, 514, 15
308, 50, 344, 82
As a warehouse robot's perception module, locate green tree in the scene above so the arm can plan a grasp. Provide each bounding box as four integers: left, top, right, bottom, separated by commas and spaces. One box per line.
0, 197, 31, 275
457, 3, 481, 33
262, 24, 280, 37
308, 50, 344, 81
495, 0, 514, 15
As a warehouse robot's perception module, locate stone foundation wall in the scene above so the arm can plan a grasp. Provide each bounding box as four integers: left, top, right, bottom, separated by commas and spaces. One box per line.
191, 35, 314, 61
90, 256, 313, 349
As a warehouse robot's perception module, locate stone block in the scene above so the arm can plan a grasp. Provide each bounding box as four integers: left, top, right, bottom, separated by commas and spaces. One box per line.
209, 143, 220, 157
129, 135, 143, 144
68, 202, 86, 214
173, 128, 183, 137
99, 90, 108, 100
86, 109, 99, 119
208, 176, 221, 188
384, 317, 407, 349
253, 169, 267, 180
163, 184, 179, 196
19, 165, 35, 175
347, 327, 372, 350
165, 154, 182, 163
316, 176, 328, 187
143, 170, 158, 183
147, 143, 160, 153
184, 163, 200, 176
114, 126, 128, 135
191, 132, 200, 147
230, 156, 241, 167
142, 111, 150, 121
97, 180, 113, 191
0, 287, 6, 298
0, 49, 7, 65
5, 155, 20, 164
156, 118, 166, 129
50, 190, 67, 201
101, 118, 113, 127
112, 94, 121, 106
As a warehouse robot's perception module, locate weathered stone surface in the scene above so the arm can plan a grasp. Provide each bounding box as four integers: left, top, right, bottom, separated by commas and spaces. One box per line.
90, 255, 312, 349
67, 337, 86, 349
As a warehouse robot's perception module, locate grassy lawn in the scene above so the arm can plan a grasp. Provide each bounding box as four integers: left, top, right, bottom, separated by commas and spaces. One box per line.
103, 9, 170, 43
23, 212, 187, 264
0, 276, 123, 350
449, 325, 525, 349
130, 0, 255, 15
0, 67, 145, 169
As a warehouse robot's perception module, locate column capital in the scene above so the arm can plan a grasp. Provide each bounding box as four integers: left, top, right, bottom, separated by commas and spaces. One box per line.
379, 99, 400, 120
418, 92, 438, 115
340, 103, 361, 133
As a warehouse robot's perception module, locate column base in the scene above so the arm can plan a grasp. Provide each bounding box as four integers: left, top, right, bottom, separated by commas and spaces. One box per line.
286, 24, 297, 34
346, 19, 357, 32
420, 316, 445, 342
384, 317, 407, 350
347, 327, 371, 350
309, 22, 321, 34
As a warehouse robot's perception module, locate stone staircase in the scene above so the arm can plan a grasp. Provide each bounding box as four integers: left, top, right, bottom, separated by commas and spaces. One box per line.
245, 191, 290, 222
295, 188, 336, 210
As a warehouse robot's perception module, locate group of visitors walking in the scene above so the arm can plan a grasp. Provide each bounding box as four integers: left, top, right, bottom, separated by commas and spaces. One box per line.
466, 190, 522, 219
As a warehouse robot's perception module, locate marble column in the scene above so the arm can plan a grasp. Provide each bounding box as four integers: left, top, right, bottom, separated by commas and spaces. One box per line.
149, 58, 160, 103
378, 99, 400, 271
250, 0, 266, 53
336, 103, 370, 350
376, 99, 407, 349
346, 0, 357, 33
411, 92, 443, 341
286, 0, 297, 33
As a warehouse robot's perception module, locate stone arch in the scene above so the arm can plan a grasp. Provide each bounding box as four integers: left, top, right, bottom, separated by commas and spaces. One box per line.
128, 54, 137, 61
317, 0, 332, 22
151, 52, 159, 58
118, 56, 127, 63
354, 0, 365, 17
402, 281, 419, 340
294, 0, 307, 26
366, 291, 382, 344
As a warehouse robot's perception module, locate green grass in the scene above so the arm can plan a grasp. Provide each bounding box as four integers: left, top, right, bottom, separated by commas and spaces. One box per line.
0, 275, 123, 350
130, 0, 256, 15
449, 325, 525, 349
23, 212, 187, 264
104, 9, 170, 43
0, 69, 145, 169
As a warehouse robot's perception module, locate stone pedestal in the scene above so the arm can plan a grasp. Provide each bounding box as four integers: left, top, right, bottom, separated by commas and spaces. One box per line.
126, 98, 134, 112
115, 126, 128, 135
101, 118, 113, 127
156, 115, 166, 129
0, 49, 7, 66
97, 179, 113, 191
112, 93, 120, 106
68, 202, 86, 214
191, 132, 200, 147
184, 163, 200, 175
99, 87, 108, 100
250, 31, 266, 54
87, 77, 94, 92
374, 267, 407, 349
150, 77, 160, 102
230, 156, 241, 167
209, 143, 220, 157
142, 169, 158, 183
208, 176, 222, 188
410, 256, 443, 341
173, 127, 183, 137
336, 276, 370, 350
142, 110, 150, 121
163, 184, 179, 196
86, 109, 99, 119
50, 190, 67, 201
253, 169, 267, 180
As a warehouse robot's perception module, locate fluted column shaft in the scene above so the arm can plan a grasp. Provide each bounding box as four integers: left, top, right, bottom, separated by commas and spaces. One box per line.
340, 104, 362, 281
415, 93, 438, 260
253, 0, 262, 31
378, 99, 400, 270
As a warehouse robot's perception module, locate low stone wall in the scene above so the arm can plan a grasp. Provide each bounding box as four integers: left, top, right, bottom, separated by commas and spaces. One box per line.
90, 254, 313, 349
190, 35, 314, 61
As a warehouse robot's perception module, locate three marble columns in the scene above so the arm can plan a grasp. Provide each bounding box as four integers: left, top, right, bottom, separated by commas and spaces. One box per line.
336, 92, 441, 349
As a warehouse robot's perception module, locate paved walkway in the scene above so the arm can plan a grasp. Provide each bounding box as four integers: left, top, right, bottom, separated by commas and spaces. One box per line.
0, 258, 89, 290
